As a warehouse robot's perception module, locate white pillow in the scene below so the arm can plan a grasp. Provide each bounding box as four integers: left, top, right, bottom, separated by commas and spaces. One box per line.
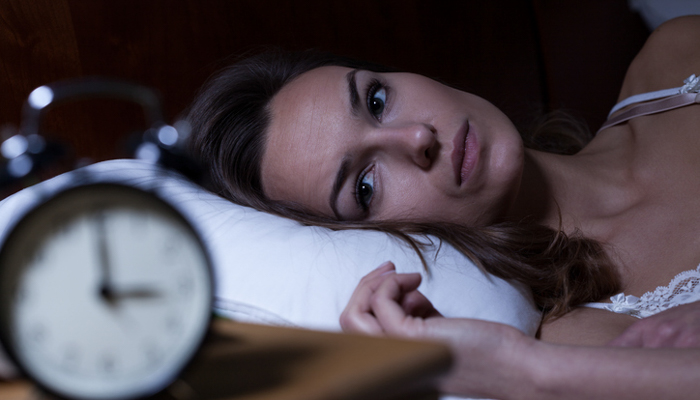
0, 159, 541, 335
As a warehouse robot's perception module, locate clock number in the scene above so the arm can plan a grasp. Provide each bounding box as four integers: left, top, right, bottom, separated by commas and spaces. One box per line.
162, 234, 183, 261
62, 345, 80, 370
131, 212, 148, 230
15, 285, 28, 305
28, 323, 47, 345
99, 353, 117, 375
52, 215, 72, 236
32, 247, 46, 266
165, 315, 182, 334
177, 277, 194, 298
144, 343, 163, 366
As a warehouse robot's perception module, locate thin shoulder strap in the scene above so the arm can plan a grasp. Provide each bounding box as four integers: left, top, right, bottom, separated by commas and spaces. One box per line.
607, 87, 685, 116
598, 92, 700, 132
598, 74, 700, 133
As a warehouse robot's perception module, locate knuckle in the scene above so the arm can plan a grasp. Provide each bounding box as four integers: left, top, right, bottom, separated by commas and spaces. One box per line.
339, 312, 351, 328
676, 334, 700, 348
656, 322, 678, 339
613, 334, 630, 345
370, 292, 381, 308
339, 312, 358, 332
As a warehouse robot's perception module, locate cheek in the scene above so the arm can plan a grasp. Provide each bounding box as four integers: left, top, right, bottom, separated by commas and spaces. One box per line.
379, 174, 428, 220
380, 176, 456, 222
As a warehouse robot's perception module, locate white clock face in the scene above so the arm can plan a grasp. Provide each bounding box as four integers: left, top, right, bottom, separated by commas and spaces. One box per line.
0, 184, 212, 399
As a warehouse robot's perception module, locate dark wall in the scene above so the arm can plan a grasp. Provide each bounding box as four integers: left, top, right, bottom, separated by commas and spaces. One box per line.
0, 0, 649, 164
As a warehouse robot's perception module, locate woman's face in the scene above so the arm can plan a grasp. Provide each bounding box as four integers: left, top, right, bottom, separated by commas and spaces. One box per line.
261, 66, 524, 225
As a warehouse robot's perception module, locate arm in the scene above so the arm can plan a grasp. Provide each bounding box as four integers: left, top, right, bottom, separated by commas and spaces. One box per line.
341, 264, 700, 400
525, 336, 700, 400
608, 301, 700, 347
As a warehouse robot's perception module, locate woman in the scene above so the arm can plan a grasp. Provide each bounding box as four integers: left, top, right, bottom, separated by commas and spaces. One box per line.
188, 16, 700, 399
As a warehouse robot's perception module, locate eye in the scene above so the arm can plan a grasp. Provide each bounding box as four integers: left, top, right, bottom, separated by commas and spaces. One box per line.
366, 79, 387, 120
354, 167, 374, 211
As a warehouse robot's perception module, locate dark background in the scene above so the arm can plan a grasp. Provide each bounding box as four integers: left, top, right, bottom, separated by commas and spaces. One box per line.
0, 0, 649, 165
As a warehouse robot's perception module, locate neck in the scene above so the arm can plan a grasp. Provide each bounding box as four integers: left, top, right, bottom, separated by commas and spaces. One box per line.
505, 149, 559, 226
506, 138, 642, 232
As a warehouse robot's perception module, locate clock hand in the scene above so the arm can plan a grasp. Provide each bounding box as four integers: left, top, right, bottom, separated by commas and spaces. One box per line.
95, 212, 117, 306
109, 286, 162, 300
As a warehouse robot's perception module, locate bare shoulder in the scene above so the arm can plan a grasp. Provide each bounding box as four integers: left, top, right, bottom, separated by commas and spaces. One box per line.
618, 16, 700, 101
538, 308, 637, 346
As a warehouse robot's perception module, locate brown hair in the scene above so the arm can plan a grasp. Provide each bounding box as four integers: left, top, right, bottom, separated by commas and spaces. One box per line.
187, 49, 619, 321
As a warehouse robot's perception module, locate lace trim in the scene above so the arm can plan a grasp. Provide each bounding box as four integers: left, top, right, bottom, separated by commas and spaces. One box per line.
584, 264, 700, 319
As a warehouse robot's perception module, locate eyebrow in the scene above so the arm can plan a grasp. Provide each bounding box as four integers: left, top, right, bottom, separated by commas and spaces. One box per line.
329, 155, 351, 220
346, 69, 361, 116
328, 70, 363, 219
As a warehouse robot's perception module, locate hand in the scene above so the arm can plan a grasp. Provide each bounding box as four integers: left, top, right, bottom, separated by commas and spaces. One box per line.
340, 262, 531, 398
608, 301, 700, 348
340, 261, 442, 335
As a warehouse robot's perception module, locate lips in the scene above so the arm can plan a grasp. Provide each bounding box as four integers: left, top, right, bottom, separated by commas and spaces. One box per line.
452, 120, 473, 186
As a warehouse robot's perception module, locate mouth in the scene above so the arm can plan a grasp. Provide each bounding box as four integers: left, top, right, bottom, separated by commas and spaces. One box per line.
452, 120, 474, 186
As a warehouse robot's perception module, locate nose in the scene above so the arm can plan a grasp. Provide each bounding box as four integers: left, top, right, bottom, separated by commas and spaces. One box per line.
370, 122, 437, 168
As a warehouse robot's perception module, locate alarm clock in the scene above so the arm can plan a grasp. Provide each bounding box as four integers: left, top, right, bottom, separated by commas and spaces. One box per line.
0, 182, 213, 399
0, 78, 214, 399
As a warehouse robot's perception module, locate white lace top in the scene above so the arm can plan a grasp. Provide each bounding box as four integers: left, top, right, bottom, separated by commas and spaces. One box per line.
584, 76, 700, 319
583, 265, 700, 318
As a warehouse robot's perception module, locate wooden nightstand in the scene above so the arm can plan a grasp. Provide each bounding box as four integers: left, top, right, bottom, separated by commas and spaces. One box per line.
0, 319, 452, 400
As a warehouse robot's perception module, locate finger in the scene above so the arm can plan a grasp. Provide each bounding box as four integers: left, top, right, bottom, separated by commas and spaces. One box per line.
644, 322, 681, 348
340, 261, 396, 335
363, 261, 396, 281
352, 262, 397, 312
674, 332, 700, 348
370, 273, 425, 336
401, 290, 442, 319
607, 327, 644, 347
340, 307, 383, 334
348, 261, 396, 313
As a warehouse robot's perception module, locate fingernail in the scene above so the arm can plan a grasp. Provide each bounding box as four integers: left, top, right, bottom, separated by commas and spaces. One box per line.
374, 261, 395, 275
378, 261, 396, 276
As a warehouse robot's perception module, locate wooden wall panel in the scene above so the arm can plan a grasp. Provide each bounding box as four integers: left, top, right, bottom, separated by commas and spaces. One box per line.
0, 0, 83, 146
533, 0, 649, 129
0, 0, 647, 167
0, 0, 81, 107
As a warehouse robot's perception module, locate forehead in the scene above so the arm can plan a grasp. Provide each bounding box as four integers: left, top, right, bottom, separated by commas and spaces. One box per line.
261, 66, 353, 215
